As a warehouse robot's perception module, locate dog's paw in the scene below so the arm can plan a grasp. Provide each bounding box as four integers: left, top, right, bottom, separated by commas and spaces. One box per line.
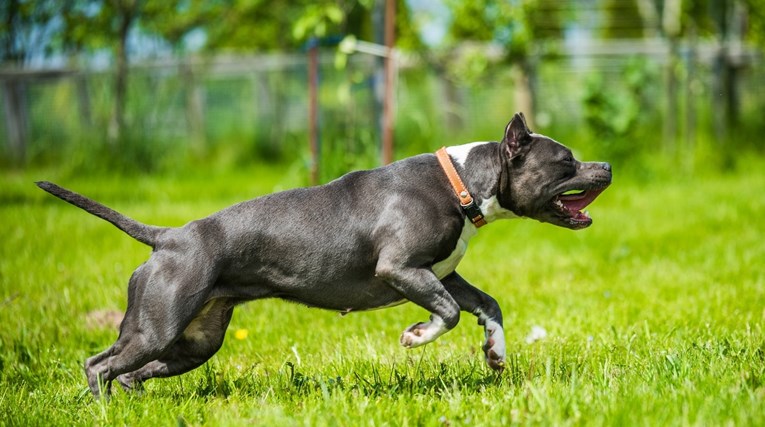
400, 322, 428, 348
482, 337, 506, 371
84, 362, 112, 399
116, 373, 145, 394
481, 324, 506, 372
400, 317, 448, 348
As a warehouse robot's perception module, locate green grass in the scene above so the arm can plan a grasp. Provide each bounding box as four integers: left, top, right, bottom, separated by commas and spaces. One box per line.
1, 159, 765, 426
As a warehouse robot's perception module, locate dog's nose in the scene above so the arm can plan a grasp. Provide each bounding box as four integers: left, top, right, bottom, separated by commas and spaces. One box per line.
601, 162, 611, 172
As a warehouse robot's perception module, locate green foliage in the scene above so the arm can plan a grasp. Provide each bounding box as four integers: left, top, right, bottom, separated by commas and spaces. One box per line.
205, 1, 308, 51
446, 0, 494, 42
392, 0, 426, 52
59, 0, 140, 52
2, 161, 765, 424
601, 0, 645, 39
582, 57, 660, 162
445, 0, 563, 57
292, 4, 344, 41
140, 0, 219, 49
744, 0, 765, 46
437, 0, 565, 109
0, 0, 65, 62
204, 1, 376, 52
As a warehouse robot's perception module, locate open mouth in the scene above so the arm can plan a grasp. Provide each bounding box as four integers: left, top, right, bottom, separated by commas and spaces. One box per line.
552, 188, 607, 227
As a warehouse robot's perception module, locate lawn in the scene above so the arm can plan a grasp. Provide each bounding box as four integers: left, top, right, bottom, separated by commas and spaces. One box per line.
1, 158, 764, 426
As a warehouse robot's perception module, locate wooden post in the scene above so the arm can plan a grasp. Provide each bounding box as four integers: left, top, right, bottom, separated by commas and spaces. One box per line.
2, 79, 28, 164
381, 0, 396, 165
308, 39, 320, 185
75, 73, 92, 129
182, 60, 206, 152
663, 0, 681, 153
684, 23, 698, 171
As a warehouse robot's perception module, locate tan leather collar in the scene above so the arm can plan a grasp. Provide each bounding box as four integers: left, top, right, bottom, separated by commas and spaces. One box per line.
435, 147, 487, 228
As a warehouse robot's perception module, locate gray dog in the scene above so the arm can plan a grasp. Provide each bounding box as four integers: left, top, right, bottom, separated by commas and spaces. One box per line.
37, 113, 611, 397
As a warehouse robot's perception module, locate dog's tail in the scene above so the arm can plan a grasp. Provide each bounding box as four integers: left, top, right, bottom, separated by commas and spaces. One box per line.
36, 181, 162, 247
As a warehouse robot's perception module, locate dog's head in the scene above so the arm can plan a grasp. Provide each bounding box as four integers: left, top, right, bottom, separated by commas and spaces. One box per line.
497, 113, 612, 230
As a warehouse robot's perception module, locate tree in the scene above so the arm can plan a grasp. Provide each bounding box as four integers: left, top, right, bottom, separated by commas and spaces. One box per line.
203, 0, 383, 52
443, 0, 564, 128
203, 1, 329, 52
603, 0, 645, 39
140, 1, 221, 150
58, 0, 140, 144
0, 0, 69, 64
108, 0, 138, 143
1, 0, 73, 164
141, 1, 217, 52
59, 1, 219, 145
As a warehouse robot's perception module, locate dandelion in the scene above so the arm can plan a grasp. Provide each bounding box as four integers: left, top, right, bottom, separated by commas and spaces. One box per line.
234, 329, 249, 340
525, 325, 547, 344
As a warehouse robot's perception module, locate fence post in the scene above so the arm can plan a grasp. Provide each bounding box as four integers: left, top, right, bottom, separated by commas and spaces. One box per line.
2, 79, 28, 164
308, 39, 320, 185
75, 72, 92, 129
182, 59, 206, 152
381, 0, 396, 165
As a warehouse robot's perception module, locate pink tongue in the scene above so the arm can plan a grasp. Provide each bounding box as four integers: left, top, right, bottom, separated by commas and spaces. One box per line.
560, 188, 605, 212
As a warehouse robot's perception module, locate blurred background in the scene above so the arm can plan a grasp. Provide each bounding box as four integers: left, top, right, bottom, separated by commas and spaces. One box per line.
1, 0, 763, 182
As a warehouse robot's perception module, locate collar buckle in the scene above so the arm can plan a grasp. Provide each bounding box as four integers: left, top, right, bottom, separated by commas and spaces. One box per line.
461, 199, 486, 227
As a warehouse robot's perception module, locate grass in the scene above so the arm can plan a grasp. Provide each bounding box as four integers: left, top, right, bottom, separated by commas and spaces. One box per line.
1, 157, 765, 426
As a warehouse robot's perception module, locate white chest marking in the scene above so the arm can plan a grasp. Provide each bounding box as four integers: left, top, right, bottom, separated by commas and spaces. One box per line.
479, 196, 519, 222
432, 220, 477, 279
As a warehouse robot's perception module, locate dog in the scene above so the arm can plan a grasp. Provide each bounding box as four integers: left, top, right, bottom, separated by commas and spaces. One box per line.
37, 113, 611, 397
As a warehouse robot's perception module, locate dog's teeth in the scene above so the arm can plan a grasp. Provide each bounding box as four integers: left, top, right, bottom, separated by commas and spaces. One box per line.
583, 210, 590, 217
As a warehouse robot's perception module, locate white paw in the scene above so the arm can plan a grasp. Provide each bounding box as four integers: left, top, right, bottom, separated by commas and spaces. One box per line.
399, 316, 447, 348
482, 320, 506, 371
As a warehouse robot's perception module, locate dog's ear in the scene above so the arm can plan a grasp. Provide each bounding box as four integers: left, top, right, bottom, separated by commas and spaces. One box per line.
502, 112, 532, 158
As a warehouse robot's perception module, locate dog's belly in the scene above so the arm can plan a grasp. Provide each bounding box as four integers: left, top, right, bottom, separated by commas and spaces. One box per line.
278, 283, 407, 313
216, 261, 406, 312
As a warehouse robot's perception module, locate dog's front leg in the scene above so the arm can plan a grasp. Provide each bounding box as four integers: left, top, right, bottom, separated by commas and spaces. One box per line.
375, 259, 461, 348
441, 272, 506, 371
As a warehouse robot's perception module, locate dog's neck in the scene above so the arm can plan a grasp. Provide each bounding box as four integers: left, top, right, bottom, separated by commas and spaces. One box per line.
445, 142, 519, 223
435, 147, 487, 228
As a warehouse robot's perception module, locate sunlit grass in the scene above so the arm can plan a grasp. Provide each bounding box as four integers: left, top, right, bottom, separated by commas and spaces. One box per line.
1, 161, 764, 425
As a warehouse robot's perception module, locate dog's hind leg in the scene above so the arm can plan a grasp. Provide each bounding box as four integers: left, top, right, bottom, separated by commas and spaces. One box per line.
115, 298, 234, 392
84, 256, 217, 398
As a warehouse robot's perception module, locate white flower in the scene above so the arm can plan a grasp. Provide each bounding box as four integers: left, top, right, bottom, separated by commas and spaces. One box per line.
525, 325, 548, 344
